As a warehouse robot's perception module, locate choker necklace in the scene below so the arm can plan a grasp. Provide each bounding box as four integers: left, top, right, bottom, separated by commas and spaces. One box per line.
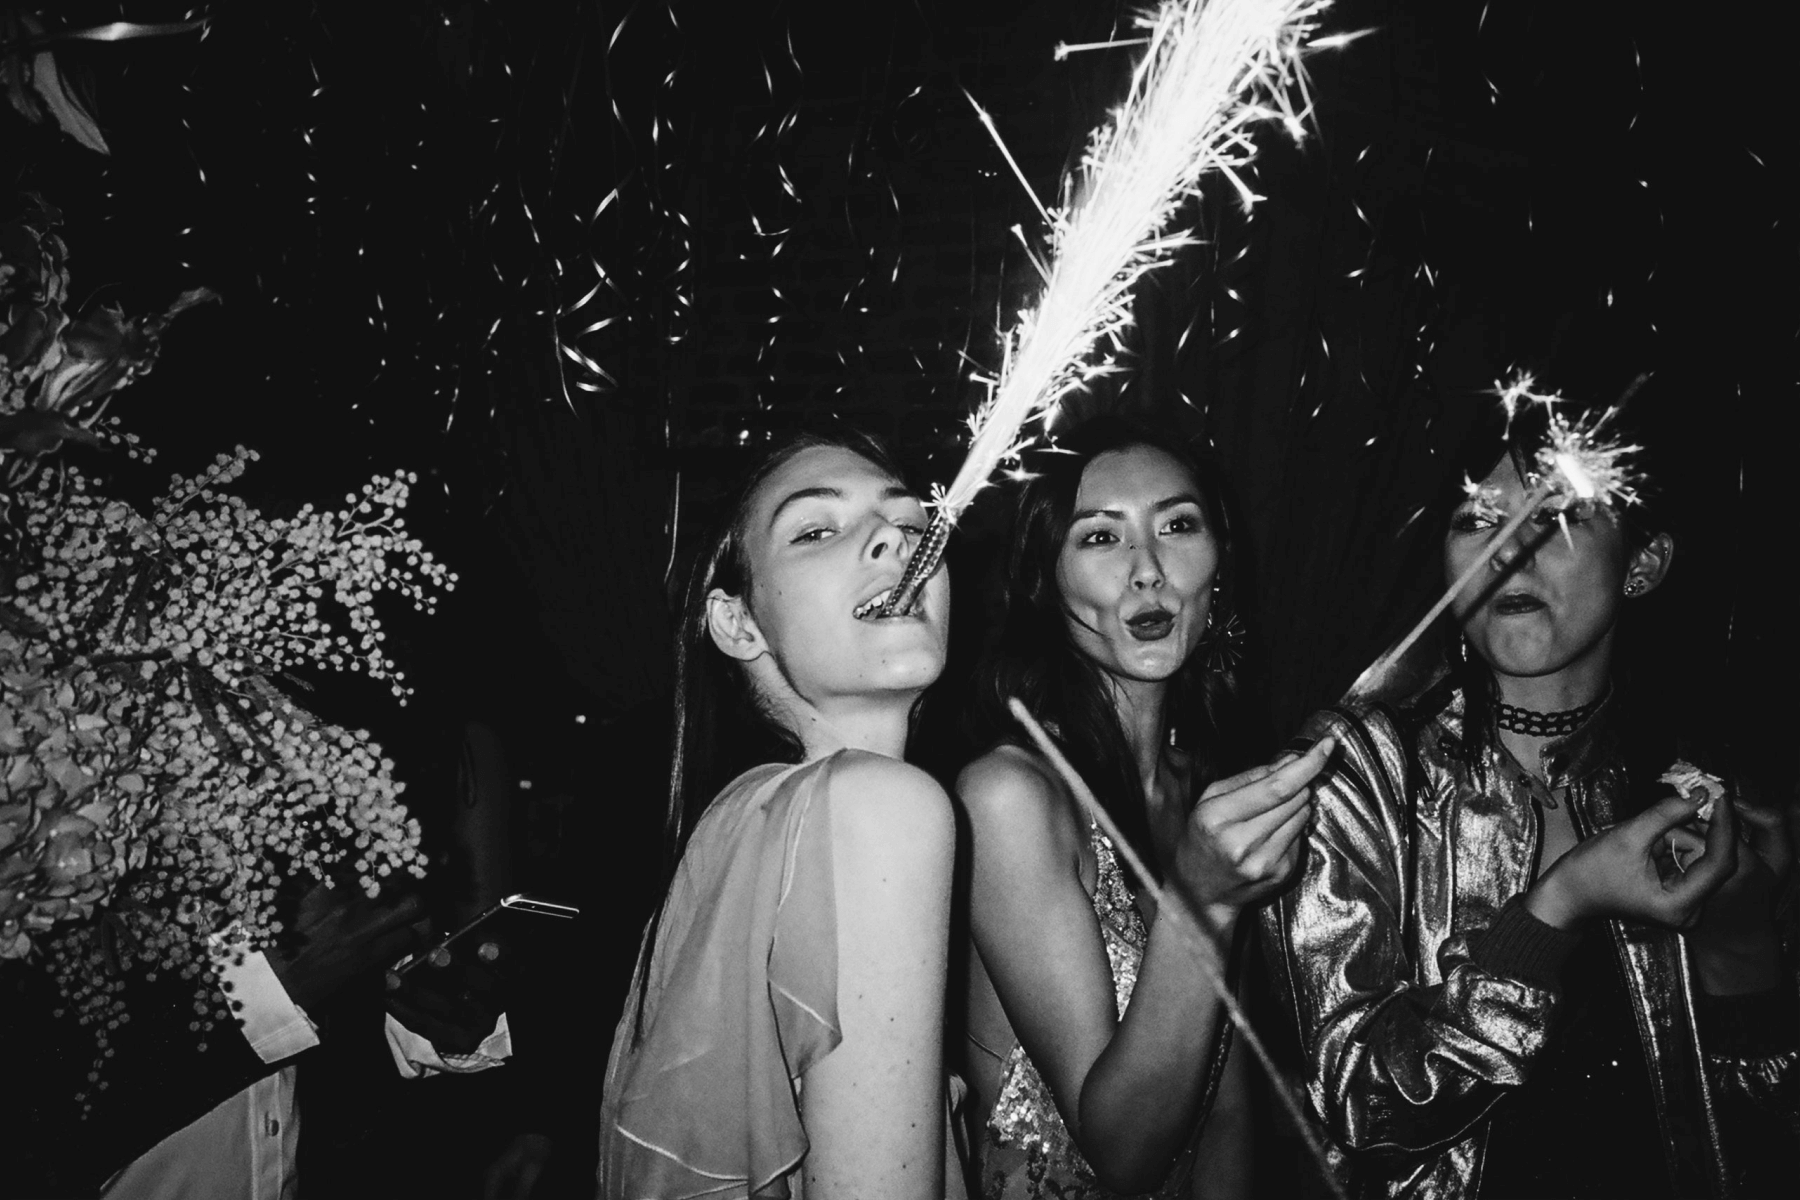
1495, 696, 1604, 738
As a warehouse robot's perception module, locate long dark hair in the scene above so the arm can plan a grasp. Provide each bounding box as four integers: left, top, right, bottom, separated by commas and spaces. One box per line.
633, 426, 909, 1039
967, 416, 1243, 878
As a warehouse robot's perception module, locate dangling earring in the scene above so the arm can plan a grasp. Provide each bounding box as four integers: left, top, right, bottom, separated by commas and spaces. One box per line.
1201, 611, 1245, 674
1447, 632, 1469, 669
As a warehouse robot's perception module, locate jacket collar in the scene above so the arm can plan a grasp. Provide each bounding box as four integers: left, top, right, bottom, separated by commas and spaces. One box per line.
1438, 681, 1621, 795
1536, 684, 1619, 789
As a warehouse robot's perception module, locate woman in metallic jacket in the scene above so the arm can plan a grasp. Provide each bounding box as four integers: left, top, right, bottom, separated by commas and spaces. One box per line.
1261, 408, 1797, 1198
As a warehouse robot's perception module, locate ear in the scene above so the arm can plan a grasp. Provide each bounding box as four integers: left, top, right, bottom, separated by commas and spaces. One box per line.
706, 588, 769, 662
1624, 532, 1675, 597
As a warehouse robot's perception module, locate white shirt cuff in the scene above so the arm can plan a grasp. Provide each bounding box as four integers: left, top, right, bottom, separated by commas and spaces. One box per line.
212, 939, 320, 1064
385, 1011, 512, 1080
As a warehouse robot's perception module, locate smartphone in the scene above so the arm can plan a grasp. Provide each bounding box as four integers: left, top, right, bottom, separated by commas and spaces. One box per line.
392, 892, 579, 978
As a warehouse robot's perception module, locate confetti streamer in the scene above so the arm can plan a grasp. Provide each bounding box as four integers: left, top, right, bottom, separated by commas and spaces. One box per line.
882, 0, 1353, 616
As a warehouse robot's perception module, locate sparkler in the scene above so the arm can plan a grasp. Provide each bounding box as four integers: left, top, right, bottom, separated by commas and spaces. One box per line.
880, 0, 1349, 617
1343, 373, 1646, 704
1007, 699, 1350, 1200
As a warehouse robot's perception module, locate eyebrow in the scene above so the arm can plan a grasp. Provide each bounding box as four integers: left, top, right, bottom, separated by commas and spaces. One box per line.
1071, 493, 1205, 521
766, 483, 918, 531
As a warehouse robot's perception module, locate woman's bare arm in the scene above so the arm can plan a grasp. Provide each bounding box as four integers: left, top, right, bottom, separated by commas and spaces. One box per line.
801, 753, 956, 1199
960, 747, 1226, 1194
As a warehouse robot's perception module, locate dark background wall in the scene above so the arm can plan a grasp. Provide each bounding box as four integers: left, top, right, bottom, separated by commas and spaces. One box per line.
7, 0, 1795, 1154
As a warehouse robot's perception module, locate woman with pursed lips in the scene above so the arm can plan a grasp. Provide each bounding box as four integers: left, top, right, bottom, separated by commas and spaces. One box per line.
598, 431, 964, 1199
957, 417, 1332, 1199
1260, 405, 1798, 1199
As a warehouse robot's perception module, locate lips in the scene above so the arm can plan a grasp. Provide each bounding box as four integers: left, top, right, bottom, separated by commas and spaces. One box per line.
1125, 608, 1176, 641
1491, 591, 1547, 616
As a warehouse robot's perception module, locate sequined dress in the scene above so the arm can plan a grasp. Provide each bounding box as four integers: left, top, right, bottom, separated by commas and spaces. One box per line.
975, 826, 1205, 1200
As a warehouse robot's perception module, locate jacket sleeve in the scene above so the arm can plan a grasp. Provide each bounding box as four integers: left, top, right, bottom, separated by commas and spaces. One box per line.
1696, 885, 1800, 1196
9, 964, 286, 1198
1260, 707, 1575, 1156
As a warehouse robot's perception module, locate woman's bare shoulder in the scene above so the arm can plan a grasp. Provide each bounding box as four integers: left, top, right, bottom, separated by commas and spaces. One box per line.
956, 743, 1084, 848
824, 750, 954, 855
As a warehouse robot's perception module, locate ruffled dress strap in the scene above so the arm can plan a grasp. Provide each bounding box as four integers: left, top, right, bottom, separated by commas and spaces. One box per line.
599, 754, 844, 1199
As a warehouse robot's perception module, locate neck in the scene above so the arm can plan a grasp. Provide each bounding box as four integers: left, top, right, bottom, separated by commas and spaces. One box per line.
1107, 673, 1170, 800
743, 653, 920, 762
1488, 632, 1612, 780
781, 693, 917, 762
1490, 633, 1613, 713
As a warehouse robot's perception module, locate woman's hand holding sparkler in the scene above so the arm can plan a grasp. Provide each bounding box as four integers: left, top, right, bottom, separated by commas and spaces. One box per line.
1173, 737, 1335, 926
1525, 792, 1737, 932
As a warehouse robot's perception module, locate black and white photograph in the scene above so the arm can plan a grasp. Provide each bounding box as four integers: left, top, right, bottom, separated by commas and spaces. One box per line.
1, 1, 1793, 1197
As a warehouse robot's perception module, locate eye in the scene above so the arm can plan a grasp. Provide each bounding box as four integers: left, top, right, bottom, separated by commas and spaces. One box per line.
1449, 509, 1496, 534
1078, 527, 1118, 547
790, 526, 836, 545
1531, 506, 1591, 532
1162, 512, 1202, 535
1534, 499, 1594, 529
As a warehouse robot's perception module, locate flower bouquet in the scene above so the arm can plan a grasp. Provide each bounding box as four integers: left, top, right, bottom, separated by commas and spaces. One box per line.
1, 199, 452, 1097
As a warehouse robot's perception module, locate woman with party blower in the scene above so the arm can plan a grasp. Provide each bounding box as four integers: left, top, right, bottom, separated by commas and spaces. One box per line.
598, 430, 964, 1198
1261, 396, 1797, 1199
957, 417, 1335, 1198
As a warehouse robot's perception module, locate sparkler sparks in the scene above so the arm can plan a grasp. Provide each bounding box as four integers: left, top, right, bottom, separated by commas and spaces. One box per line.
1492, 370, 1645, 513
881, 0, 1352, 617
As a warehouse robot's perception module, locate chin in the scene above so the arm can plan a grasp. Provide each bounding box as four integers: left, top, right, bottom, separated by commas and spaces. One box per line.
868, 642, 948, 689
1478, 637, 1575, 679
1113, 645, 1190, 683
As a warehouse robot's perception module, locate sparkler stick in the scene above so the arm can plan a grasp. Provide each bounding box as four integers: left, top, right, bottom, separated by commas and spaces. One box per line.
880, 0, 1347, 618
1007, 698, 1351, 1200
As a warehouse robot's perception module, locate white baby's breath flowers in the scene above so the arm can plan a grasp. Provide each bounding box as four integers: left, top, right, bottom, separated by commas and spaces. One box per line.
3, 450, 448, 1105
12, 448, 454, 703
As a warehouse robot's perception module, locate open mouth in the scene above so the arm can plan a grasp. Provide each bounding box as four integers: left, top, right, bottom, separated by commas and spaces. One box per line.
1125, 609, 1176, 641
1492, 592, 1547, 616
853, 587, 914, 622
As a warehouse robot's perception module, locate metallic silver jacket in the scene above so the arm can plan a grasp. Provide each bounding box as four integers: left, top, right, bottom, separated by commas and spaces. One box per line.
1259, 690, 1798, 1199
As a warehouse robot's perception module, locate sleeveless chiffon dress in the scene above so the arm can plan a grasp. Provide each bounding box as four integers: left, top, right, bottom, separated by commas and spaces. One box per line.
598, 750, 967, 1199
972, 825, 1227, 1200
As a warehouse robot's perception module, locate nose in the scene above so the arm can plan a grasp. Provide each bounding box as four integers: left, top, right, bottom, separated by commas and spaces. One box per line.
1490, 523, 1536, 573
1129, 538, 1165, 591
867, 515, 912, 564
